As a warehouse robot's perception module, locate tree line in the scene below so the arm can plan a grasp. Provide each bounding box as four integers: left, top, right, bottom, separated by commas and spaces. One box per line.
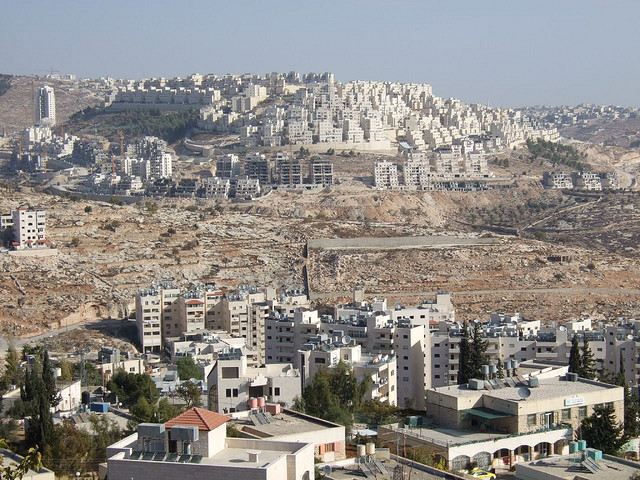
526, 138, 591, 171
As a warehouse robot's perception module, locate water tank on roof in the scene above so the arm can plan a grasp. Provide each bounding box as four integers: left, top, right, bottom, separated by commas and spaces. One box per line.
512, 360, 519, 369
366, 443, 375, 455
489, 365, 498, 375
578, 440, 587, 451
357, 444, 366, 457
482, 365, 490, 376
257, 397, 266, 407
249, 397, 258, 409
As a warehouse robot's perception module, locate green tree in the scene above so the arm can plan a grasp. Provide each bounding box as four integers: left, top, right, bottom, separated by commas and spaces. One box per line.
0, 439, 41, 480
88, 413, 123, 463
568, 335, 581, 375
21, 352, 58, 451
496, 359, 505, 379
157, 398, 181, 423
130, 397, 157, 423
580, 404, 625, 454
106, 370, 159, 407
2, 345, 21, 388
58, 360, 72, 382
581, 336, 596, 380
175, 381, 203, 408
176, 357, 202, 381
457, 321, 474, 384
470, 321, 488, 379
42, 419, 91, 475
293, 363, 368, 433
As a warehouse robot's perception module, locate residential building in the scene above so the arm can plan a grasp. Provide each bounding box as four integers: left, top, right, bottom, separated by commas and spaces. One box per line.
215, 154, 241, 178
4, 206, 48, 250
104, 407, 314, 480
0, 449, 54, 480
36, 85, 56, 127
298, 337, 397, 406
201, 177, 230, 199
206, 350, 300, 413
309, 158, 334, 186
374, 160, 400, 189
543, 171, 573, 189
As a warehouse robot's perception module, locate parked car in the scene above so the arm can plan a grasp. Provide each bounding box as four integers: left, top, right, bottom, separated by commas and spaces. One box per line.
470, 467, 496, 479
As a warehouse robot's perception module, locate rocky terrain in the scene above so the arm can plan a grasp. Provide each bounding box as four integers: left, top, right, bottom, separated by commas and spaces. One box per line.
3, 178, 640, 341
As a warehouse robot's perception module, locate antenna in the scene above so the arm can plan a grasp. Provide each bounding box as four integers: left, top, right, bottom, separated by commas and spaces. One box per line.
517, 386, 531, 400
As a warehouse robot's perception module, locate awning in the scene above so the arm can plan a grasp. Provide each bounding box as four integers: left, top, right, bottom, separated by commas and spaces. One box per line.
462, 408, 510, 420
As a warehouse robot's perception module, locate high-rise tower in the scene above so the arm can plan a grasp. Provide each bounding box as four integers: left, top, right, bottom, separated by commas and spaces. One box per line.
36, 85, 56, 126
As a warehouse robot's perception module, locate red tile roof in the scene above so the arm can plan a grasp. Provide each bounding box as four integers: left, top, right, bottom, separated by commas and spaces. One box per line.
185, 299, 204, 305
165, 407, 230, 431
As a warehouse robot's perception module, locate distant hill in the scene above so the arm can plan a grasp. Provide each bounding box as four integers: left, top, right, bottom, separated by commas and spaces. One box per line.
0, 75, 102, 134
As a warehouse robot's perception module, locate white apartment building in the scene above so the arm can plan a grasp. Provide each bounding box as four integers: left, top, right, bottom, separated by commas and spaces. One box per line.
206, 350, 300, 413
202, 177, 230, 199
215, 154, 241, 178
299, 336, 398, 406
265, 299, 438, 409
136, 285, 164, 353
234, 177, 260, 198
374, 160, 400, 189
404, 151, 432, 188
543, 171, 573, 189
36, 85, 56, 126
5, 206, 47, 250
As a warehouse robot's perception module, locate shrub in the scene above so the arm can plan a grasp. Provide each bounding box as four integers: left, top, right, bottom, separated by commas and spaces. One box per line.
84, 206, 92, 213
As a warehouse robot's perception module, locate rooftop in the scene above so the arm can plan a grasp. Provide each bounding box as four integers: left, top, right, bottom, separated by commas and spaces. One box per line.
517, 454, 640, 480
236, 408, 343, 438
165, 407, 230, 431
432, 375, 620, 402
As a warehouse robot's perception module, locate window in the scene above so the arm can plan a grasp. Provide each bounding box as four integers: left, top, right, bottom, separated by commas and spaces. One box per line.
274, 387, 280, 396
434, 353, 440, 358
403, 366, 408, 370
315, 358, 326, 364
521, 347, 527, 351
434, 364, 440, 369
403, 377, 409, 381
403, 356, 408, 360
561, 408, 571, 420
578, 407, 587, 418
226, 389, 232, 398
435, 374, 440, 379
527, 414, 537, 426
232, 388, 238, 397
403, 335, 408, 339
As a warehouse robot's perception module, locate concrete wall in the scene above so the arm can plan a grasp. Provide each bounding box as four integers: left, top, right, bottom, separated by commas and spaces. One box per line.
308, 235, 499, 250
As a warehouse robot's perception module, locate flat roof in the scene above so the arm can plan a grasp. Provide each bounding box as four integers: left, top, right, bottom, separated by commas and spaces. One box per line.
432, 376, 620, 402
236, 409, 343, 438
517, 454, 640, 480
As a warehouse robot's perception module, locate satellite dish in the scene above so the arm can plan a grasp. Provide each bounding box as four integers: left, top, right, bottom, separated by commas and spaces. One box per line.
322, 465, 332, 476
343, 335, 352, 345
518, 386, 531, 400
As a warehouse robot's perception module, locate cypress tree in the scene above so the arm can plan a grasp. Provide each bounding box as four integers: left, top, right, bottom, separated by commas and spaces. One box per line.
457, 321, 473, 384
581, 336, 596, 380
470, 321, 489, 380
568, 335, 581, 375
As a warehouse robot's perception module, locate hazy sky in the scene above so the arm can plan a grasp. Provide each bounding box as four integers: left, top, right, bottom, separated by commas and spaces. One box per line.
2, 1, 639, 107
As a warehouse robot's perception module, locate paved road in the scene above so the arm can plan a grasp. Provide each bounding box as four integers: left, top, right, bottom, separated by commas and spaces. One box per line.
0, 318, 127, 358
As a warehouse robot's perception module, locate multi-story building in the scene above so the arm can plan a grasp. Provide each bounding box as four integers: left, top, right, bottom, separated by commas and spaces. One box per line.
374, 160, 400, 189
298, 335, 398, 406
2, 206, 48, 250
215, 154, 241, 178
206, 350, 301, 413
136, 284, 164, 353
234, 177, 260, 198
36, 85, 56, 127
543, 171, 573, 189
275, 155, 303, 186
309, 158, 334, 186
201, 177, 230, 199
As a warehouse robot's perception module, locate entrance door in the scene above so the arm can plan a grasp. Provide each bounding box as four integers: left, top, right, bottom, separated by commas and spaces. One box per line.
543, 412, 553, 428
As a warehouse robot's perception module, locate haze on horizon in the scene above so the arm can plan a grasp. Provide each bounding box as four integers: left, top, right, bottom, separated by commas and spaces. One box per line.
2, 0, 639, 108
